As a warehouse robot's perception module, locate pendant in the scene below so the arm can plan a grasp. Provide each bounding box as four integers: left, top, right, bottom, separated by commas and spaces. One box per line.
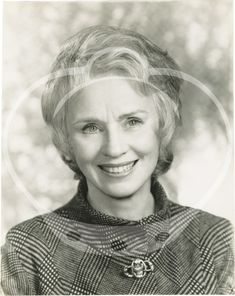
123, 258, 154, 278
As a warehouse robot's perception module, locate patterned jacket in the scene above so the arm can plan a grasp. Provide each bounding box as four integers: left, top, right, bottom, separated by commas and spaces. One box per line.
1, 179, 234, 295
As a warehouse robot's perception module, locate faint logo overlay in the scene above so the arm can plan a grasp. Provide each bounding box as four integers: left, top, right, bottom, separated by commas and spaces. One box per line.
3, 60, 233, 252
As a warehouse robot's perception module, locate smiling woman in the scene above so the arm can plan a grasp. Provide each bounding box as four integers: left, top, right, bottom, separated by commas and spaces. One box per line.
1, 25, 234, 295
66, 78, 159, 219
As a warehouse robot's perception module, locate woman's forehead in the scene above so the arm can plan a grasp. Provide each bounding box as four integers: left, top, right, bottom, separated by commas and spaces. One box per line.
67, 78, 155, 118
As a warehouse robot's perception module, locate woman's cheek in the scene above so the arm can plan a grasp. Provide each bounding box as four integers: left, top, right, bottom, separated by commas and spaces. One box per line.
71, 135, 102, 162
130, 127, 159, 155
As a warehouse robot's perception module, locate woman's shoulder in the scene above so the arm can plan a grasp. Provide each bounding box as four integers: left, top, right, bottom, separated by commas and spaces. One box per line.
1, 208, 77, 295
168, 200, 233, 247
4, 214, 45, 243
169, 199, 233, 228
3, 208, 71, 253
167, 201, 234, 293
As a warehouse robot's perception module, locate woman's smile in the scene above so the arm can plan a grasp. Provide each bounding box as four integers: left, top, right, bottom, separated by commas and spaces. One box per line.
98, 160, 139, 177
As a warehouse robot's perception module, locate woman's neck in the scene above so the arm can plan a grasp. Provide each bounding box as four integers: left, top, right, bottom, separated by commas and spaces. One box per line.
86, 180, 155, 221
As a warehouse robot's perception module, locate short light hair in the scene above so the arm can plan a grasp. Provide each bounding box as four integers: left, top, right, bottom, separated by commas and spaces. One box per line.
42, 25, 183, 179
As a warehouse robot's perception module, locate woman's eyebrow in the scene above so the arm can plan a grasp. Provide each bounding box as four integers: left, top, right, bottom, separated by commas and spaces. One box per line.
72, 110, 149, 125
118, 110, 149, 120
72, 117, 104, 125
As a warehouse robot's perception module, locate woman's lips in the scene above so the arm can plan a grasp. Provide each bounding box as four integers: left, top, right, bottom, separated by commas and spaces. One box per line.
98, 160, 138, 176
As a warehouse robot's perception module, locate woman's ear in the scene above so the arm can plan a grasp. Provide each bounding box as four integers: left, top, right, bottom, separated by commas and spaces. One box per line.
62, 154, 73, 162
61, 154, 85, 181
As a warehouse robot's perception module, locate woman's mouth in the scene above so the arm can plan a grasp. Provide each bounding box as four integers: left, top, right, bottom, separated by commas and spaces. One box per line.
98, 160, 138, 177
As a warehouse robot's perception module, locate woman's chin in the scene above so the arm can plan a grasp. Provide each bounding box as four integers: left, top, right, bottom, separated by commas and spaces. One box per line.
97, 181, 144, 200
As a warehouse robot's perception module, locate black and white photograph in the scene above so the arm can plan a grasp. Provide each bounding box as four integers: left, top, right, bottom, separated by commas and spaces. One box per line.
1, 0, 234, 294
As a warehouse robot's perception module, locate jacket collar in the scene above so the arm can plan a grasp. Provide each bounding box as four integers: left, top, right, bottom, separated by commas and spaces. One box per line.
58, 178, 172, 258
68, 177, 171, 226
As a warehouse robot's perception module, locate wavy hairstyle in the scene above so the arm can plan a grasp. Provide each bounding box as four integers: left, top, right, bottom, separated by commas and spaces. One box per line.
41, 25, 183, 179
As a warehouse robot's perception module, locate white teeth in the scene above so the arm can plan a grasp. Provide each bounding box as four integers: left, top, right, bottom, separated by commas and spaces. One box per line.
101, 162, 134, 174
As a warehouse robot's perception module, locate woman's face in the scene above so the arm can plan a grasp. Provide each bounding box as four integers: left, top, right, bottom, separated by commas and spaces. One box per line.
66, 78, 160, 198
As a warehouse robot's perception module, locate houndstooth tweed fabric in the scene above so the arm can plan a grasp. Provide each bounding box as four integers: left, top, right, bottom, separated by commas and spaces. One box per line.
1, 179, 234, 295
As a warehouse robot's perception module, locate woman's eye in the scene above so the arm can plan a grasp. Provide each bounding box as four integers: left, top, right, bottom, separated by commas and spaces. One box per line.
126, 118, 143, 127
82, 124, 100, 134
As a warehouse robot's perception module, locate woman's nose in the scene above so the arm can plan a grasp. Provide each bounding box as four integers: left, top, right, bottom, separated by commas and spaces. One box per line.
102, 126, 128, 158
